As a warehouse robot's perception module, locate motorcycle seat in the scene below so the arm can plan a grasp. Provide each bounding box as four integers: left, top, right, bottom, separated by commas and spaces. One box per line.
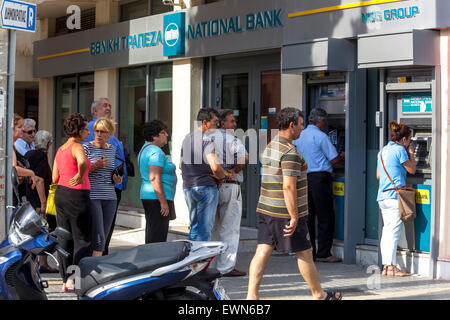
76, 241, 190, 297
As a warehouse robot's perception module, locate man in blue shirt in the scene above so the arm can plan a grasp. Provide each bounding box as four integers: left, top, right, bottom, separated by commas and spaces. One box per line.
84, 97, 128, 255
294, 108, 344, 263
14, 118, 36, 156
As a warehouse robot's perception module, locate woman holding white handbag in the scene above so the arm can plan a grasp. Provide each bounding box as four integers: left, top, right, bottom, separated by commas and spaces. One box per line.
376, 121, 416, 277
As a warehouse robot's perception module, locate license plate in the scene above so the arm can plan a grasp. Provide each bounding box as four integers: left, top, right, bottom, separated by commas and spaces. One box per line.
213, 279, 230, 300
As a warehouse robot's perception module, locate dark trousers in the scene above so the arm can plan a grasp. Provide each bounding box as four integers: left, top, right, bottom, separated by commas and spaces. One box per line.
103, 188, 121, 255
54, 186, 92, 283
142, 199, 171, 244
307, 172, 335, 259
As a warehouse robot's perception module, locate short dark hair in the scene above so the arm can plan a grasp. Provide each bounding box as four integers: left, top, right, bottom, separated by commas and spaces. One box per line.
197, 108, 219, 123
63, 113, 88, 138
219, 109, 234, 127
143, 120, 168, 142
277, 107, 303, 130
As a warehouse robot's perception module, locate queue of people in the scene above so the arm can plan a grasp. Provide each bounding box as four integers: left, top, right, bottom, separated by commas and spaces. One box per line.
10, 95, 415, 299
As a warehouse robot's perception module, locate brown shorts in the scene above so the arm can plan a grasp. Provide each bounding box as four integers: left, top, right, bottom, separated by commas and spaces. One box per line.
257, 213, 312, 253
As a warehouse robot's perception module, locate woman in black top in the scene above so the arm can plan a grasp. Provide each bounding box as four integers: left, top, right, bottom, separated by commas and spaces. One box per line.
25, 130, 58, 273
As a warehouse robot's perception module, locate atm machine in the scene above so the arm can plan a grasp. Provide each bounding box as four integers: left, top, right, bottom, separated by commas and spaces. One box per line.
306, 72, 346, 240
385, 68, 433, 252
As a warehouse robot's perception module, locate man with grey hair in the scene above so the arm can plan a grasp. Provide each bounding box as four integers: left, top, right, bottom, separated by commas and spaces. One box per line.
14, 118, 36, 156
294, 108, 344, 263
84, 97, 128, 255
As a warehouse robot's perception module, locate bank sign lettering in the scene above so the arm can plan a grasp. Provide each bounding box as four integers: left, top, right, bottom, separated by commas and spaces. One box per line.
362, 5, 420, 23
0, 0, 36, 32
187, 9, 283, 40
90, 10, 283, 57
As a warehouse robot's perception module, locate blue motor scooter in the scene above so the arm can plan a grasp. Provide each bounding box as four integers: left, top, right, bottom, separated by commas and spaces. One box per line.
1, 168, 229, 300
0, 167, 71, 300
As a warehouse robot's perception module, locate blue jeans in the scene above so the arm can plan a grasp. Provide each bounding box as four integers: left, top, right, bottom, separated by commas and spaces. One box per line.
184, 185, 219, 241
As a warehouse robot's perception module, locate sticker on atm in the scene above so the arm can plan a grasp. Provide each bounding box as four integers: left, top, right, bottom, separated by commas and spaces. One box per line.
415, 189, 430, 205
333, 182, 345, 196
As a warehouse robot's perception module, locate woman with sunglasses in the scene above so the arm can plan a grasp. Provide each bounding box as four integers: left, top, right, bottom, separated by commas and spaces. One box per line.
83, 118, 123, 257
52, 112, 92, 293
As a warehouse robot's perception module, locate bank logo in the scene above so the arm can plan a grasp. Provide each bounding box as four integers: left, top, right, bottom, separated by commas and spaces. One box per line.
163, 12, 185, 57
165, 23, 180, 47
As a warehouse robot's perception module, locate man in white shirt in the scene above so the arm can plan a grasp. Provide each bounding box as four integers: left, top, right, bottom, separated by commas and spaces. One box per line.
210, 109, 249, 277
15, 118, 36, 156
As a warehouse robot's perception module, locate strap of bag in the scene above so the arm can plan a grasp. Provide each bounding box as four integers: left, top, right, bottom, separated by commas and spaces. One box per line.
380, 151, 414, 193
138, 143, 152, 167
379, 152, 398, 193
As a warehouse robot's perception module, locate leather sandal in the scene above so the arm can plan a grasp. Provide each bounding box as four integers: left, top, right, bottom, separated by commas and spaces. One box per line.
387, 265, 409, 277
323, 291, 342, 300
382, 265, 388, 276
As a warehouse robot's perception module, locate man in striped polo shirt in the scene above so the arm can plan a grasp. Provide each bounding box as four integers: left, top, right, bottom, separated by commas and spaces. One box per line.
246, 108, 341, 300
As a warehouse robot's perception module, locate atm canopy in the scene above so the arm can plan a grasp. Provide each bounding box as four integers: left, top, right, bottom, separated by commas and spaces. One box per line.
282, 38, 355, 73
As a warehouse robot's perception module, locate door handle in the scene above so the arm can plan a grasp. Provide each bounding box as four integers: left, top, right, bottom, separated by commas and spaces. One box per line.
253, 101, 256, 126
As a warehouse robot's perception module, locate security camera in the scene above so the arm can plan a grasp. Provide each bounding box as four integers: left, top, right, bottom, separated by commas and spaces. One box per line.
162, 0, 174, 5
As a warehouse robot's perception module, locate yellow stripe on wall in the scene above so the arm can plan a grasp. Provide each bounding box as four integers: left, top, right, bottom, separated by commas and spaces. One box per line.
37, 48, 90, 61
288, 0, 408, 18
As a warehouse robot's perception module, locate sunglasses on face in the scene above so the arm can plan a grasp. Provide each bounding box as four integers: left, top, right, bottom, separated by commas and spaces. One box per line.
95, 129, 109, 135
23, 129, 36, 135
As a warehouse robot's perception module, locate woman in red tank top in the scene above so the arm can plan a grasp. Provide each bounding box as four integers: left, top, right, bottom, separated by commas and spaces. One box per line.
52, 113, 92, 293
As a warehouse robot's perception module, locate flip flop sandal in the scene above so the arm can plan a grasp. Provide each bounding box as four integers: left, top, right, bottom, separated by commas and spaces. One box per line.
324, 291, 342, 300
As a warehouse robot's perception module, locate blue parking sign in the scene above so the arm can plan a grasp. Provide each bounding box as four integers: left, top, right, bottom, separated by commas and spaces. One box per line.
1, 0, 36, 32
163, 12, 185, 57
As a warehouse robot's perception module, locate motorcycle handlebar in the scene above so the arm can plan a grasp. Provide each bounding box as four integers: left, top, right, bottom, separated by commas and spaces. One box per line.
55, 246, 70, 259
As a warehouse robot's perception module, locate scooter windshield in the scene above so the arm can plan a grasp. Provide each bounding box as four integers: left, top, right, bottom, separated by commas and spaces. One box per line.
8, 203, 45, 246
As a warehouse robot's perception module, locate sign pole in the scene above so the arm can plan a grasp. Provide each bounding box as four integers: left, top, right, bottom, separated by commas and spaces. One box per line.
5, 28, 15, 230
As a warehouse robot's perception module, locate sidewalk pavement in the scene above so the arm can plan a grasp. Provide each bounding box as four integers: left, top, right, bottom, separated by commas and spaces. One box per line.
42, 228, 450, 300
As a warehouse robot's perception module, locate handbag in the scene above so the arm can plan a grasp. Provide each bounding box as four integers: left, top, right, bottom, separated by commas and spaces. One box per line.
168, 201, 176, 221
46, 184, 57, 216
380, 152, 416, 222
111, 157, 125, 184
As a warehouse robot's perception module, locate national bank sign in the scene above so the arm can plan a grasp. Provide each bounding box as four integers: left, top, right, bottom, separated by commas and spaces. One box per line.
89, 9, 283, 58
163, 12, 185, 57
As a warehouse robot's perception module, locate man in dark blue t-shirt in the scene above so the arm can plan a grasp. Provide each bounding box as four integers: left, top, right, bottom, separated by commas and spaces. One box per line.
180, 108, 225, 241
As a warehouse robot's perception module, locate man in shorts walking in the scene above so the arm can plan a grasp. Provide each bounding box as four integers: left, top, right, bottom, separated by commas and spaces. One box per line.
246, 108, 342, 301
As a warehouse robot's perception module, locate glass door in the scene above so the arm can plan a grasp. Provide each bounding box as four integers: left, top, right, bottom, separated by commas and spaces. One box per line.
214, 54, 280, 227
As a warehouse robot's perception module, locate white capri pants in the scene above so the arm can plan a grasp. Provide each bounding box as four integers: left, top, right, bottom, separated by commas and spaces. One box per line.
378, 198, 403, 266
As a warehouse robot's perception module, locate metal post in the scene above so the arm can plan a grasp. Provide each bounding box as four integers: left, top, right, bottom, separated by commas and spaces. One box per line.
5, 29, 16, 230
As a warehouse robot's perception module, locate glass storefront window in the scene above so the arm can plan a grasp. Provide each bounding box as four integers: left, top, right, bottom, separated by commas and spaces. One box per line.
79, 74, 95, 118
55, 76, 77, 149
55, 74, 94, 153
149, 64, 173, 155
119, 64, 173, 209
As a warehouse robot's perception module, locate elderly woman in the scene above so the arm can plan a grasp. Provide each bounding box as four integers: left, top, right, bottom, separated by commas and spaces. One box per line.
377, 121, 416, 277
24, 130, 58, 273
53, 113, 92, 293
83, 118, 123, 257
138, 120, 177, 243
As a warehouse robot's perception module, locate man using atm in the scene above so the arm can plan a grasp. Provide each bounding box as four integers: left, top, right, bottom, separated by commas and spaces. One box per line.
294, 108, 344, 263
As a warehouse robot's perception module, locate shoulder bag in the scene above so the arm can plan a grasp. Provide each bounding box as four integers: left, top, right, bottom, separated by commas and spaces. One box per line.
380, 152, 416, 222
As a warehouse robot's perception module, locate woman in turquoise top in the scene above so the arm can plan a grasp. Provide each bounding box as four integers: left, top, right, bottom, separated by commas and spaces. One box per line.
138, 120, 177, 243
376, 121, 416, 277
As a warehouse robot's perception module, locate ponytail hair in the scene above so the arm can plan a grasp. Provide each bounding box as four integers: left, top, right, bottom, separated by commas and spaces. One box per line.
390, 121, 411, 142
